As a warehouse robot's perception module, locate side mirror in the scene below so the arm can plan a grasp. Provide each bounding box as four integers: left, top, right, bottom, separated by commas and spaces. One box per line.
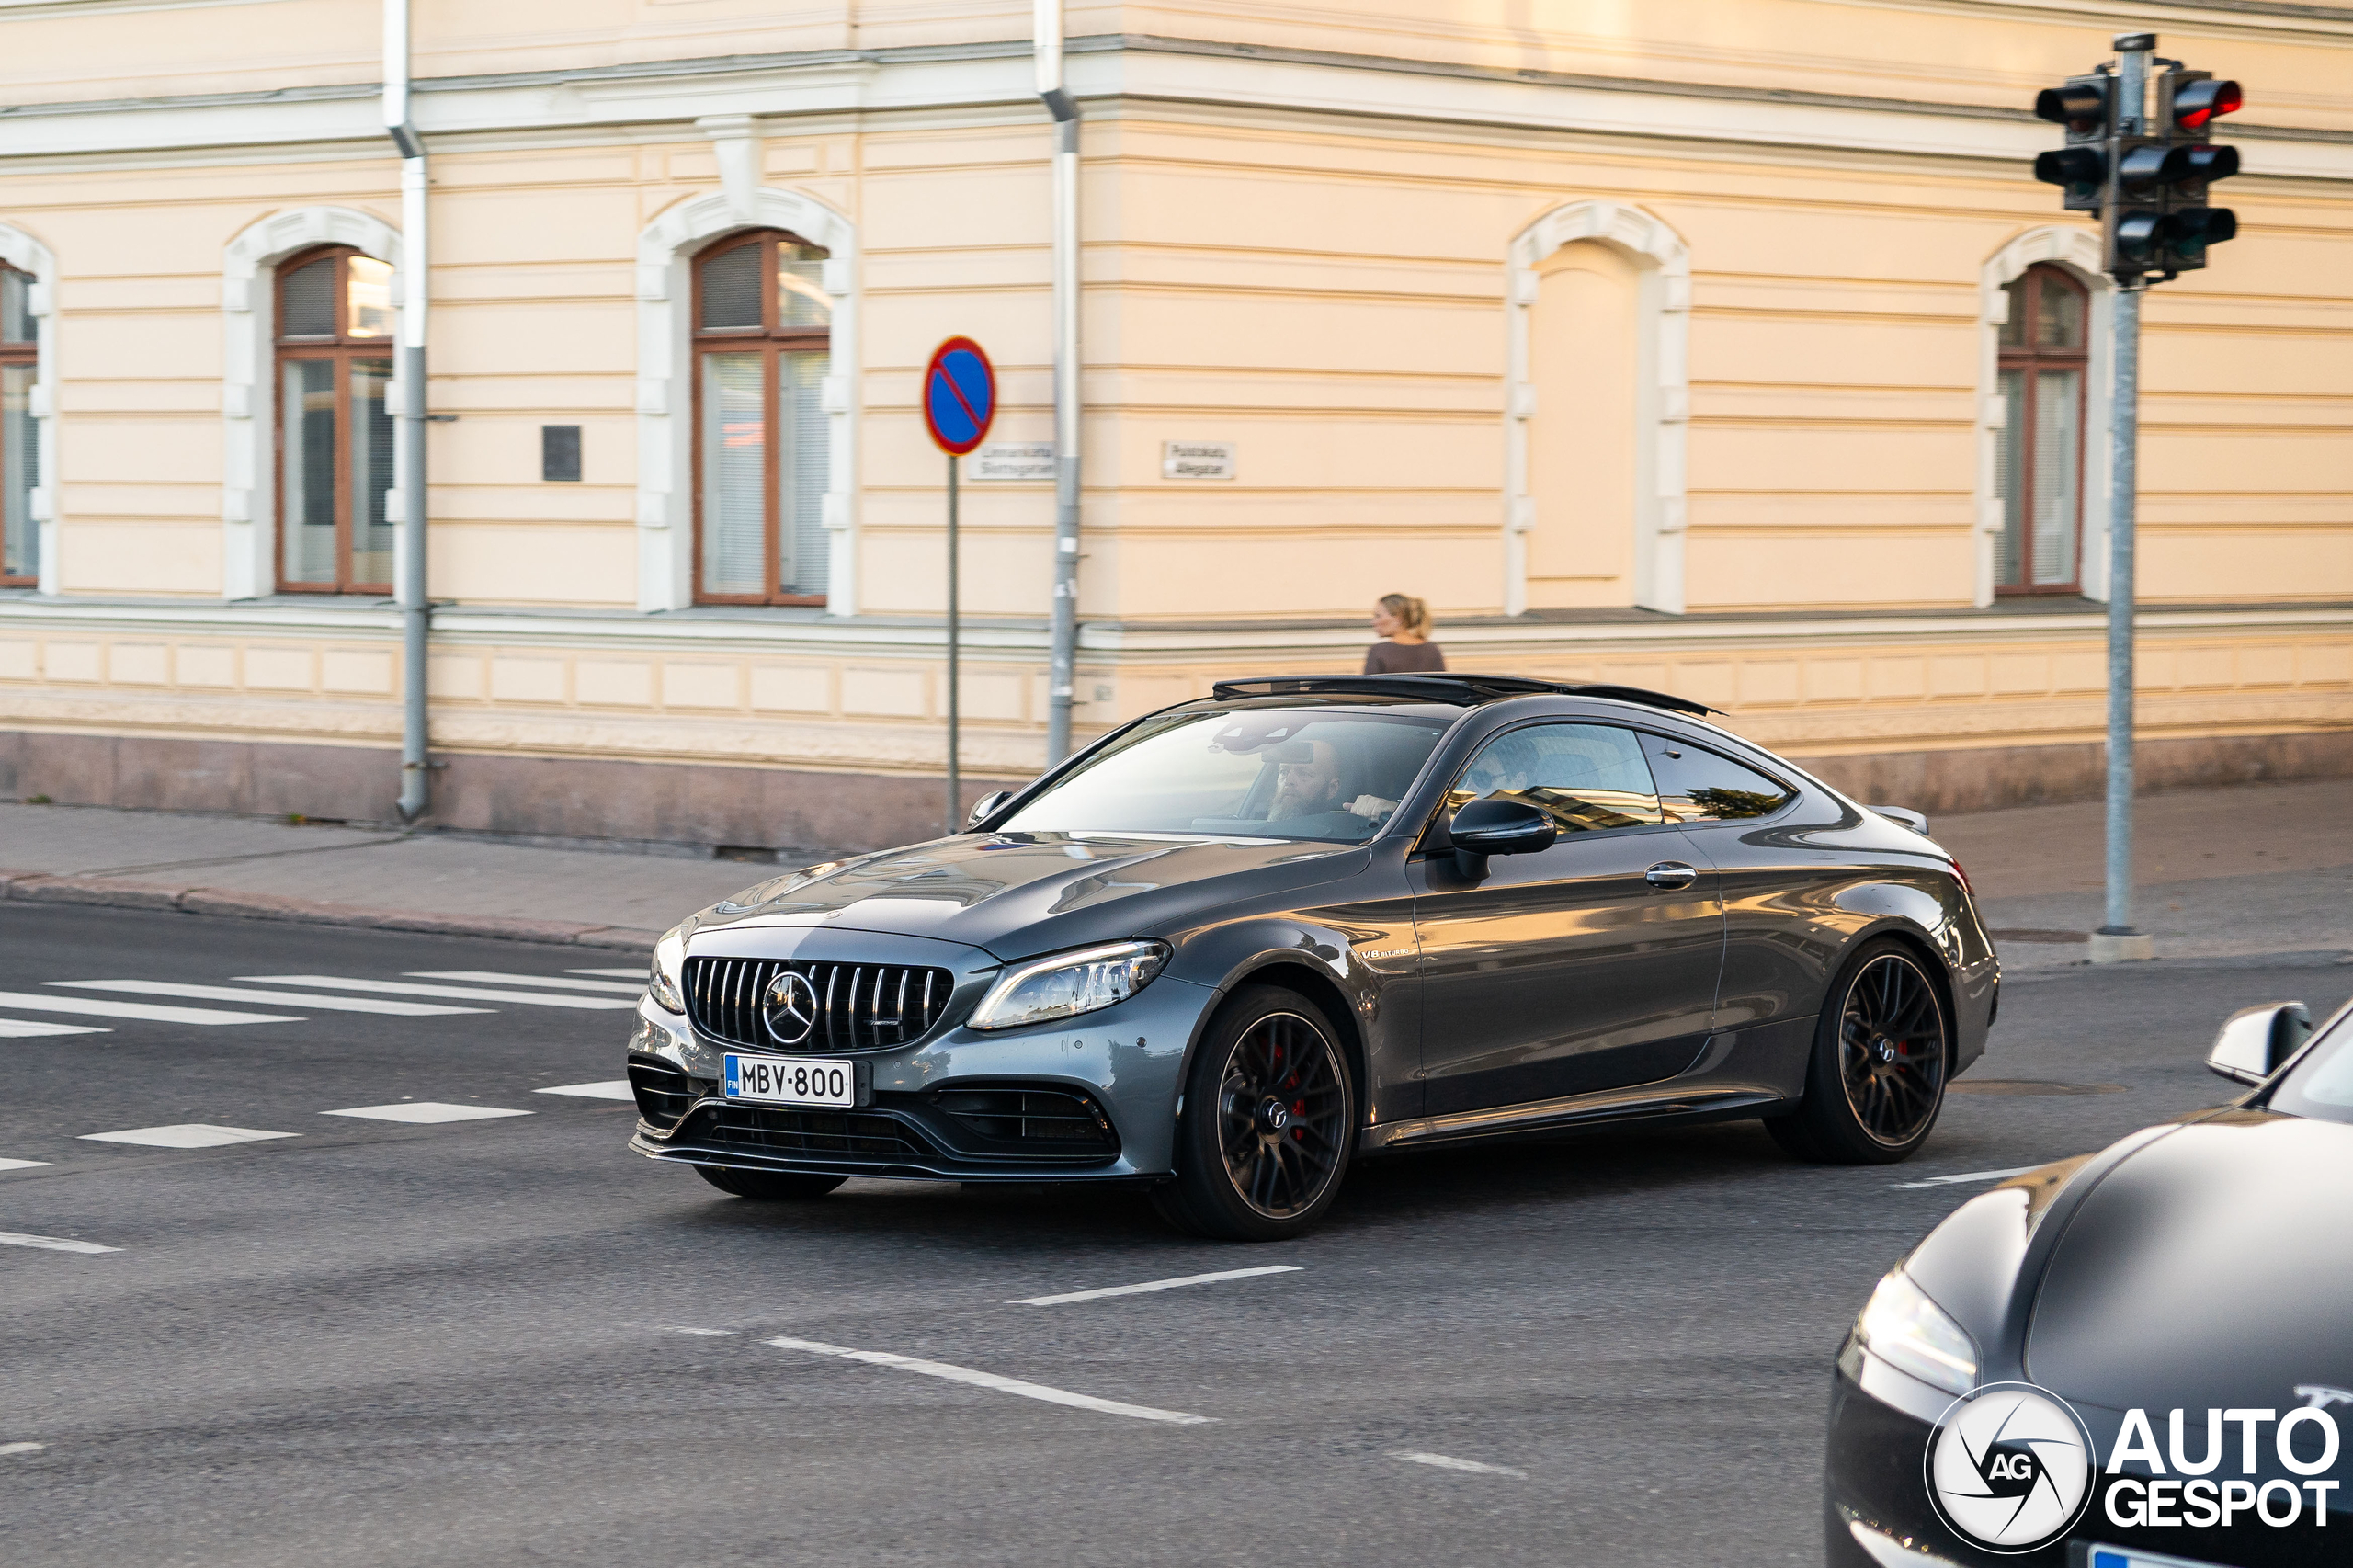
966, 790, 1014, 830
2207, 1001, 2312, 1086
1449, 798, 1556, 874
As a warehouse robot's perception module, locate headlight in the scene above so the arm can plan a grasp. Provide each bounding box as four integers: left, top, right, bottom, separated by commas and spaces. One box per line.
1856, 1267, 1978, 1396
968, 940, 1170, 1031
647, 926, 687, 1015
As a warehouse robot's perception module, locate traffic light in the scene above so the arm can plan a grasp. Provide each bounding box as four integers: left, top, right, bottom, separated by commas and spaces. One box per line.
2033, 48, 2244, 284
2033, 74, 2111, 212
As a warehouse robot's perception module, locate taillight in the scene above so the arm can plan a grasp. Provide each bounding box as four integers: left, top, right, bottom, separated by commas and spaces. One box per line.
1948, 859, 1973, 899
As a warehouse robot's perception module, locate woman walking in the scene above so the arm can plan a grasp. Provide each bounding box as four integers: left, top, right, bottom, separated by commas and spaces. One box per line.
1364, 593, 1444, 674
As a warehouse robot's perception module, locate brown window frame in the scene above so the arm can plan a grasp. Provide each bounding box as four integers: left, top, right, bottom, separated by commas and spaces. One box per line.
1995, 264, 2091, 597
0, 260, 35, 589
691, 229, 832, 607
274, 245, 395, 596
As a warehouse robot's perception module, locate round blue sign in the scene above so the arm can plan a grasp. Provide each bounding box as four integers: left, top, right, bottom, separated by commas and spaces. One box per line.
923, 337, 996, 456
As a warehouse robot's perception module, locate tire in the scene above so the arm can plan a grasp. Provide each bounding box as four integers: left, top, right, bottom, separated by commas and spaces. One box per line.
1154, 984, 1357, 1242
696, 1165, 847, 1200
1769, 938, 1950, 1165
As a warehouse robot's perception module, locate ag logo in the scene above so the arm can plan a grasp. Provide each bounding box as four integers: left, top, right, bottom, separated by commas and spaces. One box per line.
762, 970, 820, 1045
1925, 1382, 2096, 1553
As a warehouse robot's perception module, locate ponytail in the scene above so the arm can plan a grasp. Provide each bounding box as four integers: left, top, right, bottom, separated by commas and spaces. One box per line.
1378, 593, 1432, 639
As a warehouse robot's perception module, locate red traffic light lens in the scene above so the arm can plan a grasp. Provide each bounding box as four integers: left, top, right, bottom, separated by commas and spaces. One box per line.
2175, 78, 2244, 131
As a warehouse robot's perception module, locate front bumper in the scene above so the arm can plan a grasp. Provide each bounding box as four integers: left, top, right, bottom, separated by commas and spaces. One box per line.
1828, 1349, 2335, 1568
623, 970, 1220, 1182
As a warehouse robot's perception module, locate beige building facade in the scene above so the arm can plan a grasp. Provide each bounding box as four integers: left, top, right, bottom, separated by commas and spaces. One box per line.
1, 0, 2348, 850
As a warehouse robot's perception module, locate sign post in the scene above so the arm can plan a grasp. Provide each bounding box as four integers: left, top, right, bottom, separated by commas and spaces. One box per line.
921, 337, 996, 836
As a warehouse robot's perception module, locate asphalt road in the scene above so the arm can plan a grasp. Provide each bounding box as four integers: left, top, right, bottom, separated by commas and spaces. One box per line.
4, 903, 2342, 1567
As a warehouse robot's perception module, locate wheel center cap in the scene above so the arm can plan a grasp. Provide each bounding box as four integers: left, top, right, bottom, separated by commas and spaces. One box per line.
1872, 1036, 1897, 1063
1256, 1096, 1291, 1134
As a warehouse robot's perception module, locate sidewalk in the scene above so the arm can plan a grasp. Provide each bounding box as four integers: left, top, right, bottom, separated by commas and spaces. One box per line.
3, 778, 2348, 964
0, 802, 790, 950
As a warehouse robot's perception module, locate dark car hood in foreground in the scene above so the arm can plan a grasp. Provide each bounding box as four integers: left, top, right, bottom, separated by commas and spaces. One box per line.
2025, 1113, 2353, 1413
692, 832, 1372, 960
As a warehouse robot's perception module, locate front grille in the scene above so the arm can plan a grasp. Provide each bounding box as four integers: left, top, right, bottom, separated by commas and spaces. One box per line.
934, 1088, 1120, 1153
628, 1059, 699, 1130
704, 1104, 929, 1161
684, 957, 955, 1051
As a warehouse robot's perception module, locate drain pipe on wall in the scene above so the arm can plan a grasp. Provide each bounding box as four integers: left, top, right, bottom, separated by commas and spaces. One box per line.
385, 0, 432, 821
1036, 0, 1082, 766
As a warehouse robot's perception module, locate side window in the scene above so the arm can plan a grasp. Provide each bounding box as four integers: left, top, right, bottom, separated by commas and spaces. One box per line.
1447, 723, 1662, 835
1640, 733, 1792, 823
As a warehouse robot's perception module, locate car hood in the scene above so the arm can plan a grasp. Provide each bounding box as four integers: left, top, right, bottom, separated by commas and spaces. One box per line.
2025, 1112, 2353, 1414
689, 832, 1372, 960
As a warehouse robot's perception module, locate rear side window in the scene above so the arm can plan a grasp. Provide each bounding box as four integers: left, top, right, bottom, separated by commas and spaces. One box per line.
1447, 722, 1662, 835
1639, 733, 1792, 823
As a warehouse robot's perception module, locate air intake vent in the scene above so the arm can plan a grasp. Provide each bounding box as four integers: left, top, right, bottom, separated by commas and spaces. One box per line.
684, 957, 955, 1052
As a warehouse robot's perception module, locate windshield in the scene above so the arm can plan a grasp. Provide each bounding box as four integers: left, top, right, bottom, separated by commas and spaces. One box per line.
1000, 706, 1453, 843
2270, 1010, 2353, 1126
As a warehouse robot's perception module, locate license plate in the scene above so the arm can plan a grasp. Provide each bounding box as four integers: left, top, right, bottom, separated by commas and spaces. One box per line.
722, 1052, 855, 1108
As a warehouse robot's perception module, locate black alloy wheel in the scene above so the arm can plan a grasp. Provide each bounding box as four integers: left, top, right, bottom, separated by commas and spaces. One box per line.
1769, 938, 1949, 1165
696, 1165, 847, 1200
1155, 984, 1356, 1241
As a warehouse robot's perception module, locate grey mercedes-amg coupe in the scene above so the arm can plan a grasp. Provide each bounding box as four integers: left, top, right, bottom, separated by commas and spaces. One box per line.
625, 673, 1997, 1239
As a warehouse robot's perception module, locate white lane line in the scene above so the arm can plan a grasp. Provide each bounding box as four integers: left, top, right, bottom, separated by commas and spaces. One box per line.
533, 1080, 634, 1100
665, 1327, 736, 1336
569, 968, 649, 979
0, 1158, 52, 1172
49, 980, 490, 1017
407, 971, 643, 994
80, 1124, 298, 1149
0, 1231, 119, 1256
0, 1442, 46, 1456
0, 1017, 108, 1038
0, 990, 299, 1026
1892, 1165, 2046, 1190
233, 975, 636, 1010
765, 1336, 1214, 1426
321, 1103, 532, 1124
1014, 1264, 1302, 1306
1394, 1450, 1526, 1478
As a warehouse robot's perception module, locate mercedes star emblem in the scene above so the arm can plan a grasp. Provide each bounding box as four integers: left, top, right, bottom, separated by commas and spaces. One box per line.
763, 970, 821, 1045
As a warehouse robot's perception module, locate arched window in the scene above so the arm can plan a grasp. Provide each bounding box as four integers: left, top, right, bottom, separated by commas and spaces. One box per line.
1, 261, 35, 586
693, 229, 832, 605
274, 245, 395, 593
1995, 265, 2088, 594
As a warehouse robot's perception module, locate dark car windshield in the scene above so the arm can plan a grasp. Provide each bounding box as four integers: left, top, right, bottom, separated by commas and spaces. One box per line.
1000, 705, 1452, 843
2270, 1012, 2353, 1125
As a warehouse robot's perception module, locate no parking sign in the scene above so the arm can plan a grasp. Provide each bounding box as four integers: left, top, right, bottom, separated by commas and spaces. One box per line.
923, 337, 996, 455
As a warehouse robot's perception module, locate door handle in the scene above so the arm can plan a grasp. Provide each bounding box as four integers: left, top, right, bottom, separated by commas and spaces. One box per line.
1644, 861, 1699, 891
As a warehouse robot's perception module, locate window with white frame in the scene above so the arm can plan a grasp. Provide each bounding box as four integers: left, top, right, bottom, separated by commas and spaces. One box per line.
692, 229, 832, 605
1, 262, 35, 585
1995, 264, 2089, 594
274, 245, 397, 593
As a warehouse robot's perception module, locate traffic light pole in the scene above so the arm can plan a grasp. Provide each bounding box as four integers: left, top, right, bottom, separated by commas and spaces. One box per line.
2093, 33, 2154, 965
2096, 280, 2149, 963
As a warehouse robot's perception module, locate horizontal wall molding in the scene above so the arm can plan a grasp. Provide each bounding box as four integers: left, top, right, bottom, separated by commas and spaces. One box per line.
1, 33, 2348, 179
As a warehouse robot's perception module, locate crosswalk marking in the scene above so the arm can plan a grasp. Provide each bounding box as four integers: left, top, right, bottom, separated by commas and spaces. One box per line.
47, 981, 491, 1017
0, 990, 300, 1027
0, 1018, 108, 1038
0, 1157, 51, 1172
407, 971, 643, 994
532, 1080, 634, 1100
233, 975, 637, 1010
80, 1125, 298, 1149
0, 1231, 118, 1256
322, 1103, 532, 1124
568, 968, 649, 979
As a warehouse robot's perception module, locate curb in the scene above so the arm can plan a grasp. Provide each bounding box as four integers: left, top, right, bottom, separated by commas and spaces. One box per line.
0, 872, 661, 952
